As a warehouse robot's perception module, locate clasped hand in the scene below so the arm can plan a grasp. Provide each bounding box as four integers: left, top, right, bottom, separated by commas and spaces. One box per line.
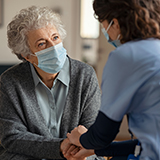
60, 125, 94, 160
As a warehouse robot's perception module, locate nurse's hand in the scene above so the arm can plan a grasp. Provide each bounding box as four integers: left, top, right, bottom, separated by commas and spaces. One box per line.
67, 125, 88, 147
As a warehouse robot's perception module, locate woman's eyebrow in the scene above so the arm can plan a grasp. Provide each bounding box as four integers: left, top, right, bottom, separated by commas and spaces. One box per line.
36, 38, 45, 43
35, 33, 58, 43
34, 38, 45, 47
52, 33, 59, 36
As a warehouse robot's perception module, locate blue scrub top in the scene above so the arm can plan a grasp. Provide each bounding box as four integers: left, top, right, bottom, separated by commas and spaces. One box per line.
100, 38, 160, 159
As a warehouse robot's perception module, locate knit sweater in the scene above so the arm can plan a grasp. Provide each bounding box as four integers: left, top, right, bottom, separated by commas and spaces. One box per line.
0, 57, 102, 160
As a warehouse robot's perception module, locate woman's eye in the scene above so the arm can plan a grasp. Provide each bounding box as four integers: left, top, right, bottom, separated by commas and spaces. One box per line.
53, 36, 59, 40
38, 43, 44, 47
37, 42, 46, 50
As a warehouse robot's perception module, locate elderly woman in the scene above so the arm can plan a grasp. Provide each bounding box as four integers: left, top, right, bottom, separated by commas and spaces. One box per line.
0, 6, 103, 160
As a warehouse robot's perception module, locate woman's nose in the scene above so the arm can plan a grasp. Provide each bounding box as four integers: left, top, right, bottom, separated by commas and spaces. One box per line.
47, 40, 55, 48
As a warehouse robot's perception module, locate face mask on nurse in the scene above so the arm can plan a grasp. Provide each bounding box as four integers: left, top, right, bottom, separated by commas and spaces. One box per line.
102, 20, 121, 48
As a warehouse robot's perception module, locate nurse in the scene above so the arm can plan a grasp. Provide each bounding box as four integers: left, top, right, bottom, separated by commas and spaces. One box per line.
66, 0, 160, 160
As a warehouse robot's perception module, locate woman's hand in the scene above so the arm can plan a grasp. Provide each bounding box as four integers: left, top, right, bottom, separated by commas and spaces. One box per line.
60, 138, 81, 160
71, 147, 95, 159
63, 126, 94, 160
64, 145, 94, 160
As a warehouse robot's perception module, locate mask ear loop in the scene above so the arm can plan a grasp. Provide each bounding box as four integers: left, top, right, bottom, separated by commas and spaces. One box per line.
108, 20, 121, 41
27, 53, 39, 67
106, 20, 114, 32
117, 34, 121, 40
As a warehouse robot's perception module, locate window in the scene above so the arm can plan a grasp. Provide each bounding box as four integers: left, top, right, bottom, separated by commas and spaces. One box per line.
80, 0, 99, 39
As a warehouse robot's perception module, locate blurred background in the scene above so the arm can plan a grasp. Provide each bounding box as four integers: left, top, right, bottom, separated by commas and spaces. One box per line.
0, 0, 132, 141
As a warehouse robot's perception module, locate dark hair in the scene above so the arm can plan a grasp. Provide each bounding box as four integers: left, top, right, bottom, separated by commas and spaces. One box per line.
93, 0, 160, 43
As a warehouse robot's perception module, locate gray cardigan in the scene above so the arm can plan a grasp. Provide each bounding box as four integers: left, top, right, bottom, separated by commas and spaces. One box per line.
0, 57, 102, 160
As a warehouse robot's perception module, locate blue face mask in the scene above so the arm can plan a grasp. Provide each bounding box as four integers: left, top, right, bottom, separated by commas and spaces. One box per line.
101, 20, 121, 48
34, 42, 67, 74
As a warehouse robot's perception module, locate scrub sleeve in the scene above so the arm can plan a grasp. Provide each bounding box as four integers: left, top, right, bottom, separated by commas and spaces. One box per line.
80, 40, 159, 156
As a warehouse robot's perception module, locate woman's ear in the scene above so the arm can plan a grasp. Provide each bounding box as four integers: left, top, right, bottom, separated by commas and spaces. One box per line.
21, 54, 30, 61
21, 53, 38, 65
21, 54, 34, 63
112, 18, 121, 33
113, 18, 120, 28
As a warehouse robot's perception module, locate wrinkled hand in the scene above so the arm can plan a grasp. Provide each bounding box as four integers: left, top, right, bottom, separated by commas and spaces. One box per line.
64, 146, 87, 160
63, 144, 94, 160
60, 138, 74, 159
60, 138, 86, 160
69, 147, 94, 159
67, 125, 88, 147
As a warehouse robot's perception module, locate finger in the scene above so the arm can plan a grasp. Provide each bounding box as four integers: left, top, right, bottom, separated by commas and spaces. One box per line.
67, 132, 71, 137
64, 145, 76, 158
67, 132, 71, 139
62, 145, 70, 155
71, 147, 80, 155
61, 141, 71, 155
72, 150, 85, 159
69, 145, 76, 153
73, 148, 95, 158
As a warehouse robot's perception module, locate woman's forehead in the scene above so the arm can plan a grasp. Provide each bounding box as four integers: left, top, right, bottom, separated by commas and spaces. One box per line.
27, 25, 58, 42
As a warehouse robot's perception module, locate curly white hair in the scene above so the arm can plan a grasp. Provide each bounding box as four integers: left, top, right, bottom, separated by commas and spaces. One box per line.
7, 6, 67, 60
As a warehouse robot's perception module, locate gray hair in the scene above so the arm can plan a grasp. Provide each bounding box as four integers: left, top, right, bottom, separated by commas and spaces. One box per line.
7, 6, 67, 60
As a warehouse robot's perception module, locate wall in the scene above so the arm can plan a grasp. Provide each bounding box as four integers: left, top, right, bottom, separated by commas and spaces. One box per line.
0, 0, 81, 64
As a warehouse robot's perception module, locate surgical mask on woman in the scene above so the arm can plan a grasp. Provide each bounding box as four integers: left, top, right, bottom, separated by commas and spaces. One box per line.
102, 20, 121, 48
34, 42, 67, 74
